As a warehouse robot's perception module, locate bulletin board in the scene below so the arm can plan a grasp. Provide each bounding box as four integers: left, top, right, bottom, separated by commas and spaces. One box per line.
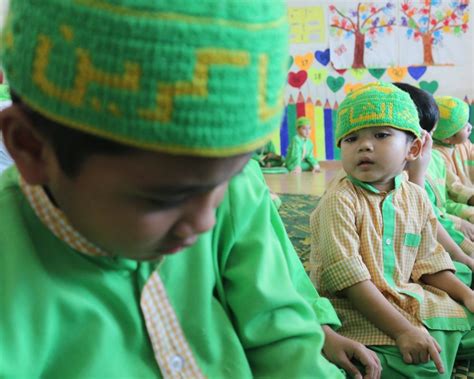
282, 0, 473, 161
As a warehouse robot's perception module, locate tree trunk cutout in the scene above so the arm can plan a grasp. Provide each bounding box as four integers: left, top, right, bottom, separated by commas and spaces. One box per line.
421, 33, 434, 65
353, 31, 366, 68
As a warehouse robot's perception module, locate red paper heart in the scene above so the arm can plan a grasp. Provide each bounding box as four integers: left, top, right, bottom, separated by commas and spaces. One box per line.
335, 69, 347, 75
288, 70, 307, 88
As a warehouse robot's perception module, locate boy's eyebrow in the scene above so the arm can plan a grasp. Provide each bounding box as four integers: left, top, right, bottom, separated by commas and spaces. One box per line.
135, 166, 246, 196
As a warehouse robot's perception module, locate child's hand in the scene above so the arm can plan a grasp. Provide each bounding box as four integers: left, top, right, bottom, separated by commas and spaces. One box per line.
312, 164, 321, 173
292, 166, 302, 174
395, 327, 444, 374
460, 220, 474, 242
322, 326, 381, 379
406, 130, 432, 186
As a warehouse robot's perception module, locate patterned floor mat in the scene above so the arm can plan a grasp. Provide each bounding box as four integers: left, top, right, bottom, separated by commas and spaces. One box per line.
277, 193, 472, 379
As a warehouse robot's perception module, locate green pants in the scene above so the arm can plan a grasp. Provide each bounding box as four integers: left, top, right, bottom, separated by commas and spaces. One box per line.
368, 311, 474, 378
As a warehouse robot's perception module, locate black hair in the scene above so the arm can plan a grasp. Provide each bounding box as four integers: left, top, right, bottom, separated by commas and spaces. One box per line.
11, 92, 136, 177
393, 82, 439, 133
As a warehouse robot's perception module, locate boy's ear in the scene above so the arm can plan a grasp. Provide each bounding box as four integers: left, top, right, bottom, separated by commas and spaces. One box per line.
0, 105, 52, 185
405, 137, 422, 162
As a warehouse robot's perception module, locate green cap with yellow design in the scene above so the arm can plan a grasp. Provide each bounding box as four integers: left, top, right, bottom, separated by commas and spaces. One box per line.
433, 96, 469, 141
335, 82, 421, 146
296, 116, 311, 128
0, 0, 288, 157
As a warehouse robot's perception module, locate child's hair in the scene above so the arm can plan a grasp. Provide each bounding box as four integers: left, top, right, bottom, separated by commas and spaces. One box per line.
393, 82, 439, 133
11, 92, 135, 178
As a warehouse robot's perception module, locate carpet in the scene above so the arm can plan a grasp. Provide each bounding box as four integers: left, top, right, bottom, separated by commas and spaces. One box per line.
277, 193, 472, 379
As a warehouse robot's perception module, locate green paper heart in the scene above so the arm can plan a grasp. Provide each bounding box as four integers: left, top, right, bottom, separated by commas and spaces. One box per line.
350, 68, 367, 80
327, 76, 345, 93
419, 80, 439, 94
368, 68, 386, 79
308, 67, 328, 85
288, 55, 294, 70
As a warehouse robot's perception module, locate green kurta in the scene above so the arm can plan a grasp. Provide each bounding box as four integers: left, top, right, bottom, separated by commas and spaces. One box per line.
425, 149, 473, 253
0, 162, 342, 378
285, 135, 318, 171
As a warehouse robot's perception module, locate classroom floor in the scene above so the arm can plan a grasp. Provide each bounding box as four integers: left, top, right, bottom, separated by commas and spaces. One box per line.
263, 161, 342, 196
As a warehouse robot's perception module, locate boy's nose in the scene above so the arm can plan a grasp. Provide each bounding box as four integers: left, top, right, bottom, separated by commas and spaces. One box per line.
172, 191, 217, 239
357, 138, 373, 151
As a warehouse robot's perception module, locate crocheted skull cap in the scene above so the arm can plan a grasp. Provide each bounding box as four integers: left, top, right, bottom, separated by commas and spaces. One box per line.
335, 82, 421, 146
296, 116, 311, 128
0, 0, 288, 157
433, 96, 469, 140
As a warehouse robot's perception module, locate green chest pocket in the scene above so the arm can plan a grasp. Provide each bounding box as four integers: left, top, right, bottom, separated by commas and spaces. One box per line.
404, 233, 421, 248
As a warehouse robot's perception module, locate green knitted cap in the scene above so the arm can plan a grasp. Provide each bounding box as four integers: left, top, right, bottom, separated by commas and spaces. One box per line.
335, 82, 421, 146
0, 0, 288, 157
296, 116, 310, 128
433, 96, 469, 140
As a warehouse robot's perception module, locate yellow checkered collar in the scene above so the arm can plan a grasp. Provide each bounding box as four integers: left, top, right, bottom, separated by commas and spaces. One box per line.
19, 177, 109, 257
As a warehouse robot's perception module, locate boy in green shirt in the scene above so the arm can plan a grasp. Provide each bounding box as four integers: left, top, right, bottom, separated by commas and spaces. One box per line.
285, 116, 321, 173
0, 1, 380, 378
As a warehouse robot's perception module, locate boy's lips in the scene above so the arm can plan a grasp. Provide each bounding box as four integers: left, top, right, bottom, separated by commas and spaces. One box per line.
159, 236, 197, 255
357, 158, 374, 166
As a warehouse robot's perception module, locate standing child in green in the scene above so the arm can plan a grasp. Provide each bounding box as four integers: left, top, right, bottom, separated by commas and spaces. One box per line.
285, 116, 321, 173
432, 97, 474, 228
0, 1, 381, 378
310, 82, 474, 378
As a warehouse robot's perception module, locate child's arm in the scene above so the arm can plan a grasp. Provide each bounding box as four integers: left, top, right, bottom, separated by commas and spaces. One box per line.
436, 221, 474, 270
421, 270, 474, 311
284, 138, 302, 173
342, 280, 444, 374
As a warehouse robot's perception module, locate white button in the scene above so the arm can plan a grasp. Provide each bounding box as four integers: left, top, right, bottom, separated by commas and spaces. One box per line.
385, 238, 391, 245
169, 355, 185, 372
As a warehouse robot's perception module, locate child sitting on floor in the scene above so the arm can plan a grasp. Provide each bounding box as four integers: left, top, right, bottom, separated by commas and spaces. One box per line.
432, 97, 474, 229
285, 116, 321, 174
0, 0, 381, 377
393, 83, 474, 272
310, 82, 474, 378
252, 140, 283, 168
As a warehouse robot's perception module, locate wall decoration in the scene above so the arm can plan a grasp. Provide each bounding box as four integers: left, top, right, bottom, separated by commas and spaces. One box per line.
387, 66, 408, 81
327, 76, 345, 92
399, 0, 470, 66
368, 68, 386, 78
288, 71, 308, 89
289, 6, 327, 44
419, 79, 439, 93
329, 2, 397, 68
407, 65, 428, 79
315, 48, 331, 65
308, 67, 329, 85
295, 53, 315, 70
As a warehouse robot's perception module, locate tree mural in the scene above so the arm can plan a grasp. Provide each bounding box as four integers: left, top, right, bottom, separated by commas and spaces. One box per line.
400, 0, 469, 65
329, 3, 396, 69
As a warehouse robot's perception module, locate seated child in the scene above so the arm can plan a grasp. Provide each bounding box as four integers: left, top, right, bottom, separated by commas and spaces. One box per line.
393, 83, 474, 271
285, 116, 321, 173
0, 1, 381, 377
252, 140, 283, 168
432, 97, 474, 227
310, 82, 474, 378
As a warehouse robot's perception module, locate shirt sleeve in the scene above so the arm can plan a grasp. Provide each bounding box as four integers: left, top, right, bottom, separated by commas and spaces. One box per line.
446, 168, 474, 204
284, 137, 302, 171
411, 196, 456, 282
310, 188, 371, 294
218, 161, 343, 378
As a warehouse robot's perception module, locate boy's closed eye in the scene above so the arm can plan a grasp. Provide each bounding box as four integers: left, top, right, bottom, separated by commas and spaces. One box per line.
374, 131, 391, 139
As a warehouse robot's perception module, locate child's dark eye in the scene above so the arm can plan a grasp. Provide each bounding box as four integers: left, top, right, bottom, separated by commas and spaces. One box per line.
375, 132, 390, 139
343, 135, 357, 143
